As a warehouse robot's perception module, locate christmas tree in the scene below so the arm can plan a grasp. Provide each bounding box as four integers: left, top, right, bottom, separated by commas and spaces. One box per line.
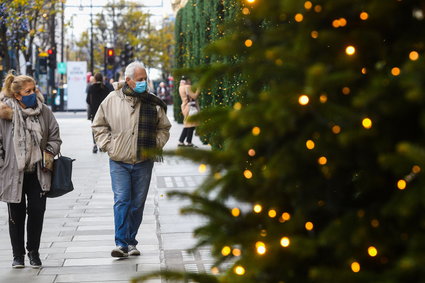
135, 0, 425, 282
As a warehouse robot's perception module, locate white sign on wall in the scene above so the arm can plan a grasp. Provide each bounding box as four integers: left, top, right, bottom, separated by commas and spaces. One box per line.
66, 61, 87, 110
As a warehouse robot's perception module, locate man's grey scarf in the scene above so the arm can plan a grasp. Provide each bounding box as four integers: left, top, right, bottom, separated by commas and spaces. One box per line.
122, 83, 167, 162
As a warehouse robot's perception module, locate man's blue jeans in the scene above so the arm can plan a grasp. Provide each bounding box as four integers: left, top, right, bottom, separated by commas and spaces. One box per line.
109, 159, 154, 248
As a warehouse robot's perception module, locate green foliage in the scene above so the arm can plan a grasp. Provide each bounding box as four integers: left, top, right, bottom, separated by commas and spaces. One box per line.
0, 0, 60, 74
136, 0, 425, 282
173, 0, 241, 123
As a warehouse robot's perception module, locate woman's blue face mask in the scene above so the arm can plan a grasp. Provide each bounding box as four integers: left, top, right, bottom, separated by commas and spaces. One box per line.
21, 93, 37, 108
134, 81, 147, 93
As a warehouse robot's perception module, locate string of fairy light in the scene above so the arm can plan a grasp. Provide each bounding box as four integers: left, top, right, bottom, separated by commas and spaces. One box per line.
190, 0, 425, 277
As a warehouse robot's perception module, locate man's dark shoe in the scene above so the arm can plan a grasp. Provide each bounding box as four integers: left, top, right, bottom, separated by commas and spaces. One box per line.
128, 245, 141, 256
111, 246, 128, 258
27, 251, 42, 268
12, 256, 25, 268
92, 145, 98, 153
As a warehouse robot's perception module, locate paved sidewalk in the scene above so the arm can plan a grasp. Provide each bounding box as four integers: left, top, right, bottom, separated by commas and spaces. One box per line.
0, 109, 212, 283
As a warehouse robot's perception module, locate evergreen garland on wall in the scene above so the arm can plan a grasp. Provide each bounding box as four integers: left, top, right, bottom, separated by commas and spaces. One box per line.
173, 0, 240, 123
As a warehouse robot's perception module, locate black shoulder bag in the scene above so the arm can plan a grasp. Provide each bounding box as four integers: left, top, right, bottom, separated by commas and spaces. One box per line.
46, 154, 76, 198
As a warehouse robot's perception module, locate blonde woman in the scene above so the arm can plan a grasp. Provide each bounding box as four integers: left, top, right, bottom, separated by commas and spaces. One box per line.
0, 72, 62, 268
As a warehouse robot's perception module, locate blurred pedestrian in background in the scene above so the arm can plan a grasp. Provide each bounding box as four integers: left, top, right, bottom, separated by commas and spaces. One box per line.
86, 73, 110, 153
85, 75, 95, 120
178, 77, 200, 147
92, 61, 171, 258
0, 71, 62, 269
156, 81, 172, 105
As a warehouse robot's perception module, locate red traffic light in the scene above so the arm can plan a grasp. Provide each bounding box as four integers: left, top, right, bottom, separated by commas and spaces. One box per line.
107, 48, 114, 57
47, 49, 53, 55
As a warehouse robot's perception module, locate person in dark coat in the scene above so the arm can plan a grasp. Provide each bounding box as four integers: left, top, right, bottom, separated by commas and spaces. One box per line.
86, 73, 110, 153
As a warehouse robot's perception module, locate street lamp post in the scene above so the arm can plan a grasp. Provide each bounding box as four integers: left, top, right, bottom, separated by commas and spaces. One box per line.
90, 0, 94, 74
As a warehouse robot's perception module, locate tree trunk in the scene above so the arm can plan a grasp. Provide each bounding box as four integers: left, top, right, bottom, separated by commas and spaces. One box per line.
0, 24, 11, 71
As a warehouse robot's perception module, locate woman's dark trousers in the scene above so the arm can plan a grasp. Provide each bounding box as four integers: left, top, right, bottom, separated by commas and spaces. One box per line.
8, 172, 46, 257
179, 127, 195, 143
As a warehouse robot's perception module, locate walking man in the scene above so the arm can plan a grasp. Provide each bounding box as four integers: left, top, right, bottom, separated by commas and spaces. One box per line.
86, 73, 110, 153
92, 62, 171, 257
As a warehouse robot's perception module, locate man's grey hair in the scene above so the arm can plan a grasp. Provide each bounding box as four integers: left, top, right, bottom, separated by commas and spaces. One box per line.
124, 61, 146, 80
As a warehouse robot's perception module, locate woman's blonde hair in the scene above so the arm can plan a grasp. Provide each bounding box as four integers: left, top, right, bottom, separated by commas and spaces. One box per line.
1, 71, 36, 98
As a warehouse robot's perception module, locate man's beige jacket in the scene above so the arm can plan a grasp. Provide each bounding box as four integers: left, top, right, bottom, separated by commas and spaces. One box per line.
92, 87, 171, 164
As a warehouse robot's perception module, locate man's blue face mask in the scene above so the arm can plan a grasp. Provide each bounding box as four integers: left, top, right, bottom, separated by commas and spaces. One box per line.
21, 93, 37, 108
134, 81, 147, 93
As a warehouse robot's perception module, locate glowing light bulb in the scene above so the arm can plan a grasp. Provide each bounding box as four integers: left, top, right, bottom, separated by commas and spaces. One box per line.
306, 140, 315, 150
199, 164, 207, 173
256, 241, 266, 255
314, 5, 322, 12
412, 165, 421, 173
233, 102, 242, 110
221, 246, 231, 256
234, 265, 246, 275
231, 208, 240, 217
268, 209, 277, 218
299, 95, 310, 105
248, 149, 256, 156
305, 221, 314, 231
252, 127, 261, 136
332, 125, 341, 134
361, 67, 367, 74
397, 179, 407, 190
318, 156, 327, 165
295, 13, 304, 22
242, 8, 250, 15
246, 0, 255, 3
351, 261, 360, 272
391, 67, 401, 76
346, 46, 356, 55
211, 267, 219, 274
342, 87, 350, 95
360, 12, 369, 20
244, 170, 253, 179
371, 219, 380, 228
304, 1, 313, 9
368, 246, 378, 257
253, 204, 262, 213
362, 118, 372, 129
280, 237, 290, 247
245, 39, 253, 47
320, 94, 327, 103
232, 248, 241, 256
311, 30, 319, 38
282, 212, 291, 221
339, 18, 347, 26
409, 51, 419, 61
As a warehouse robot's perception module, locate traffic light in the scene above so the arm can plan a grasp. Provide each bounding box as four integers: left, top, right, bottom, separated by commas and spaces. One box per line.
107, 48, 115, 66
120, 51, 126, 67
124, 43, 133, 65
39, 57, 47, 74
47, 47, 56, 69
